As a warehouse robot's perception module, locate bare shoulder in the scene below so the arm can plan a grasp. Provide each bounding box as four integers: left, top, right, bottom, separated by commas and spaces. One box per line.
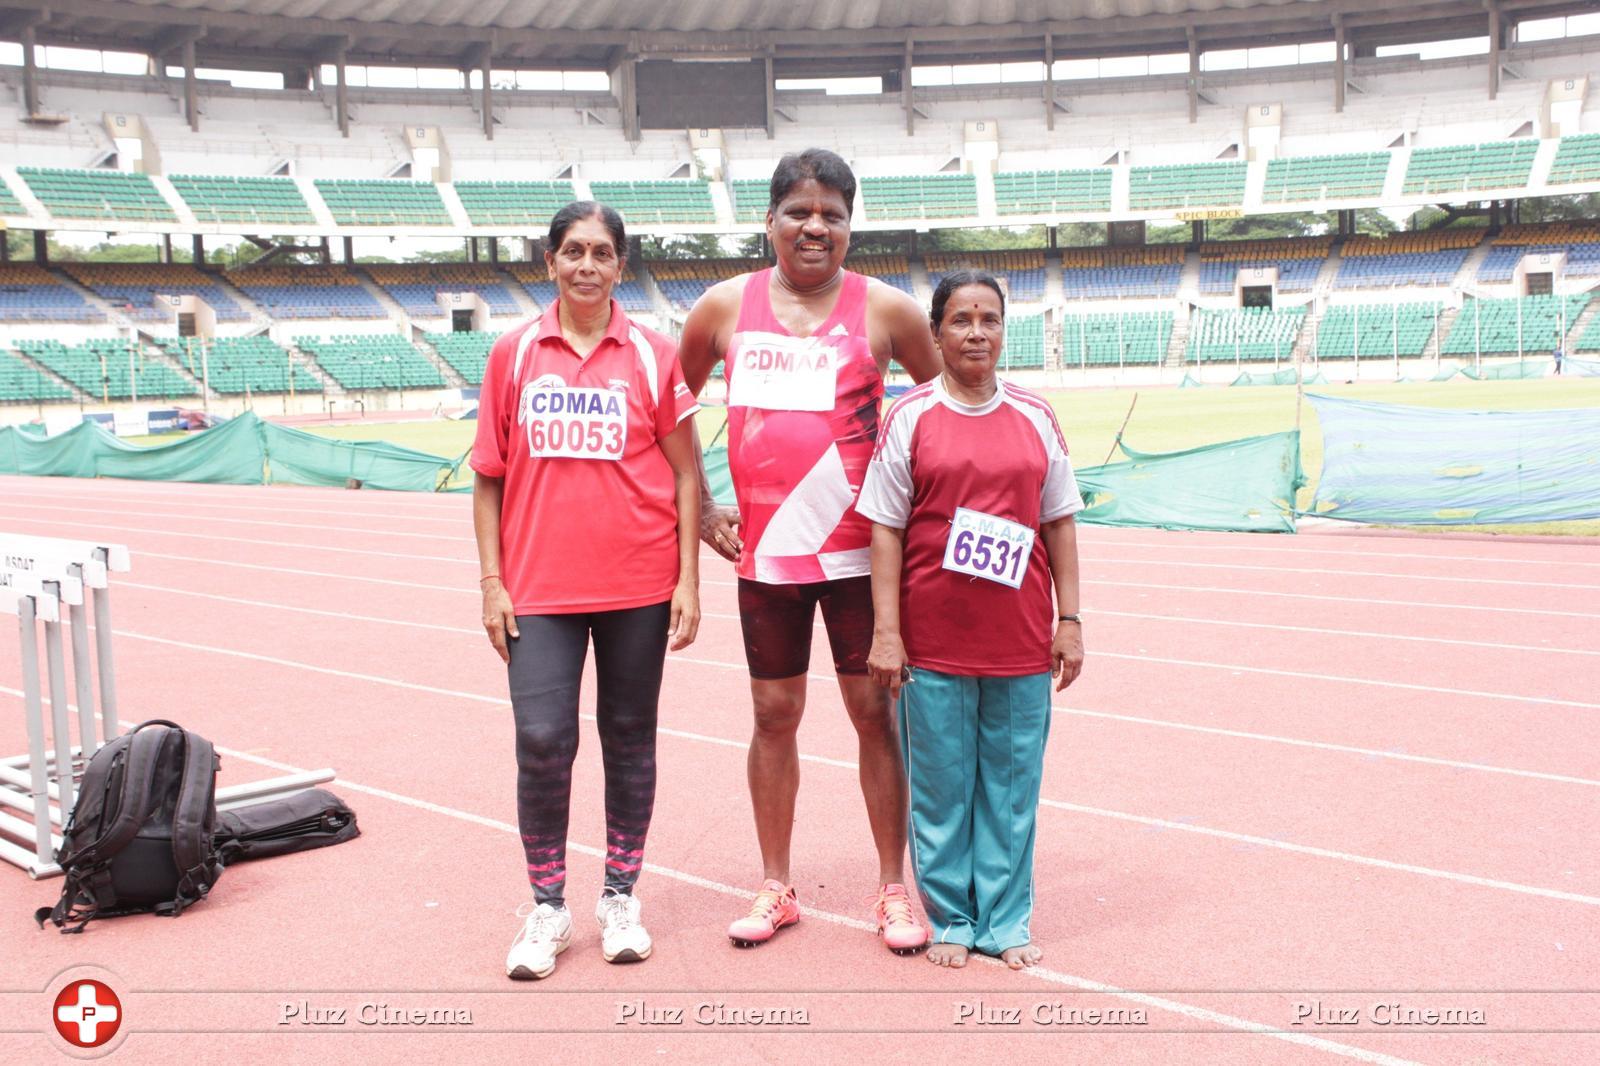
864, 276, 927, 329
693, 274, 752, 318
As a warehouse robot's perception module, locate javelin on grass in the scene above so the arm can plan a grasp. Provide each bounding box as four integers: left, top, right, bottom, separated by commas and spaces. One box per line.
1102, 392, 1139, 466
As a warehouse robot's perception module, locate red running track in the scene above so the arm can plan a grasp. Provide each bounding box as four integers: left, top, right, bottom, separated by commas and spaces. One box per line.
1, 474, 1598, 1065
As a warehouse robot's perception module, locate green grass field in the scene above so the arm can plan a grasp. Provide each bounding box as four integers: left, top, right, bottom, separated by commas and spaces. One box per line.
127, 377, 1600, 534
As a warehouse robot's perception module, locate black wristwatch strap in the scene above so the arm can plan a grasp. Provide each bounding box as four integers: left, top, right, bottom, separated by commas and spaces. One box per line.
1059, 613, 1081, 623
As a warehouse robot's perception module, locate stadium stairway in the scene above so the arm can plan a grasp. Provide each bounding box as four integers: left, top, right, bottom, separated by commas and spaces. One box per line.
9, 345, 89, 404
295, 176, 341, 231
410, 329, 469, 389
1289, 305, 1323, 367
147, 175, 199, 229
1163, 307, 1191, 368
908, 259, 934, 305
49, 269, 140, 331
1423, 306, 1460, 362
1456, 237, 1495, 289
435, 184, 475, 230
1565, 297, 1600, 354
353, 272, 414, 327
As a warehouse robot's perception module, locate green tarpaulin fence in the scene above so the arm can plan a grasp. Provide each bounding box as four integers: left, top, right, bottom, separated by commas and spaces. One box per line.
1073, 431, 1304, 533
0, 412, 457, 492
1460, 360, 1550, 381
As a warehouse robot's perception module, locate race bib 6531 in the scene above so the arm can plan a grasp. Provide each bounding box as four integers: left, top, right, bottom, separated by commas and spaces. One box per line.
941, 507, 1036, 589
518, 385, 627, 461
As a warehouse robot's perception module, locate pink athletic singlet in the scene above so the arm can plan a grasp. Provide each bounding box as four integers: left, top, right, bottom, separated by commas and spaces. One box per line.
724, 269, 884, 584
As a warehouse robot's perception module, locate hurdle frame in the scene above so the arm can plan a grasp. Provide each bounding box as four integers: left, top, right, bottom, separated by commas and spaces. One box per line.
2, 533, 336, 879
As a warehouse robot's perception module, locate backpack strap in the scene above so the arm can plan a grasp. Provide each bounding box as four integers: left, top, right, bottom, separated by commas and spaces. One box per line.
162, 730, 220, 916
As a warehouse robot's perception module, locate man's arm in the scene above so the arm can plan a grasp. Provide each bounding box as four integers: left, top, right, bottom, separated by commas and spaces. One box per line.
871, 283, 941, 384
678, 277, 746, 561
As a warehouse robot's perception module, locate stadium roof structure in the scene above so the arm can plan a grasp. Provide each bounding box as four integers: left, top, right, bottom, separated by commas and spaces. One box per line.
0, 0, 1591, 72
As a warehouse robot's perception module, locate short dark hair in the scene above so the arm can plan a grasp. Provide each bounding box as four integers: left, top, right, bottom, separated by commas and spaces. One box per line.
768, 149, 856, 213
930, 269, 1006, 329
547, 201, 627, 258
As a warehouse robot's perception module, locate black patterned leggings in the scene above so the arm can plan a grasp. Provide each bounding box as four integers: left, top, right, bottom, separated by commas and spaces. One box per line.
506, 601, 669, 907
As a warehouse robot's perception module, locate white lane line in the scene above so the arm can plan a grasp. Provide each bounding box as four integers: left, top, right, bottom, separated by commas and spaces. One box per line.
136, 554, 468, 593
5, 500, 464, 543
106, 589, 1600, 787
1090, 579, 1600, 620
108, 579, 1600, 713
0, 686, 1415, 1066
15, 516, 1599, 621
1085, 555, 1600, 591
1090, 609, 1600, 658
70, 629, 1600, 908
1077, 535, 1600, 570
5, 517, 474, 564
1092, 651, 1600, 711
0, 487, 470, 525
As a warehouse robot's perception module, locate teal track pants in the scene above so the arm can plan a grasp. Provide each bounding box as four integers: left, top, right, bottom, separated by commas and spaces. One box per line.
897, 667, 1052, 955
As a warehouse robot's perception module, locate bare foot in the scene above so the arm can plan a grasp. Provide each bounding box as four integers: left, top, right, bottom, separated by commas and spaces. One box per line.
926, 943, 969, 968
1000, 943, 1043, 970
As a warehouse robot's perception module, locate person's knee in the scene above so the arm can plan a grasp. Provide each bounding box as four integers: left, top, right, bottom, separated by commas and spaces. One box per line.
751, 687, 805, 737
515, 714, 579, 768
841, 683, 894, 739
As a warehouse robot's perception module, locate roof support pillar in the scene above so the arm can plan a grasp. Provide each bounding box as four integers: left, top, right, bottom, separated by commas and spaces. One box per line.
334, 45, 350, 138
481, 46, 494, 140
183, 37, 200, 132
764, 50, 775, 140
1486, 2, 1502, 100
902, 38, 914, 136
1043, 32, 1056, 132
1186, 26, 1199, 124
21, 23, 38, 119
1334, 16, 1346, 113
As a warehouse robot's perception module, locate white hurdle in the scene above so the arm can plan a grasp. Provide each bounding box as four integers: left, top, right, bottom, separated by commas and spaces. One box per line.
1, 533, 335, 879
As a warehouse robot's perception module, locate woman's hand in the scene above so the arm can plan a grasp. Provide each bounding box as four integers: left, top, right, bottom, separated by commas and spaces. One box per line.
481, 579, 519, 664
868, 630, 910, 701
669, 579, 700, 651
1052, 620, 1084, 691
702, 504, 743, 562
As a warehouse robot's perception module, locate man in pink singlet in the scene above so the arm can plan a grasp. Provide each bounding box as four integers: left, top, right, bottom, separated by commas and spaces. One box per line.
679, 149, 941, 955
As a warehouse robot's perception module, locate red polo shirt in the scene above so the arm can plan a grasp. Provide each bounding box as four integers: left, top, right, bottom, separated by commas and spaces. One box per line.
471, 300, 699, 614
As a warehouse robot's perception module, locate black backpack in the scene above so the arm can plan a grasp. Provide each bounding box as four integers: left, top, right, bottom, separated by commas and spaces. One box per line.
214, 788, 360, 866
35, 720, 224, 933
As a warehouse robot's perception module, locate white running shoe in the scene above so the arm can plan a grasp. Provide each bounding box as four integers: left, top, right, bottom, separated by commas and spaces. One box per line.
506, 901, 572, 980
596, 891, 652, 964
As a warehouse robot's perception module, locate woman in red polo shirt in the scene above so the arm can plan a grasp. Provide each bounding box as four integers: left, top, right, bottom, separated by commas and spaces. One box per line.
471, 201, 701, 981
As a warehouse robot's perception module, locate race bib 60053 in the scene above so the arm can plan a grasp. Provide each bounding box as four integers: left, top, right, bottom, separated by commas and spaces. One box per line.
726, 331, 839, 411
941, 507, 1036, 589
518, 385, 627, 461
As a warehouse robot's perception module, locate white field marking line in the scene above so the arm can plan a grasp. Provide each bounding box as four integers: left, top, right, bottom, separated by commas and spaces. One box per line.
0, 473, 467, 509
0, 688, 1416, 1066
4, 517, 475, 564
113, 580, 1599, 711
1077, 535, 1600, 570
0, 487, 471, 525
93, 590, 1600, 789
1092, 651, 1600, 711
697, 607, 1600, 660
1084, 554, 1600, 591
4, 500, 466, 543
1091, 578, 1600, 621
136, 553, 468, 593
70, 631, 1600, 908
1091, 609, 1600, 658
87, 589, 1600, 781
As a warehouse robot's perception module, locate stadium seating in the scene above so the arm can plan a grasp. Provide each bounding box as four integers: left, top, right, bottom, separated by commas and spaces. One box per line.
1060, 246, 1182, 298
227, 266, 387, 319
159, 335, 322, 395
17, 167, 176, 222
588, 180, 716, 224
171, 175, 315, 225
1334, 231, 1482, 288
0, 265, 103, 322
1058, 310, 1174, 366
15, 338, 196, 399
1478, 223, 1600, 281
993, 169, 1113, 214
1576, 314, 1600, 352
312, 179, 452, 226
59, 263, 250, 323
0, 348, 74, 402
730, 180, 771, 224
1128, 162, 1247, 210
1442, 294, 1592, 355
842, 255, 915, 295
1402, 140, 1538, 195
1548, 133, 1600, 186
1316, 302, 1442, 359
1261, 153, 1391, 203
861, 175, 979, 220
1187, 306, 1307, 363
925, 251, 1047, 302
454, 181, 576, 226
362, 264, 522, 318
1198, 238, 1333, 294
293, 334, 446, 390
0, 181, 24, 216
647, 259, 763, 309
424, 331, 496, 385
501, 263, 653, 313
1002, 313, 1045, 369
